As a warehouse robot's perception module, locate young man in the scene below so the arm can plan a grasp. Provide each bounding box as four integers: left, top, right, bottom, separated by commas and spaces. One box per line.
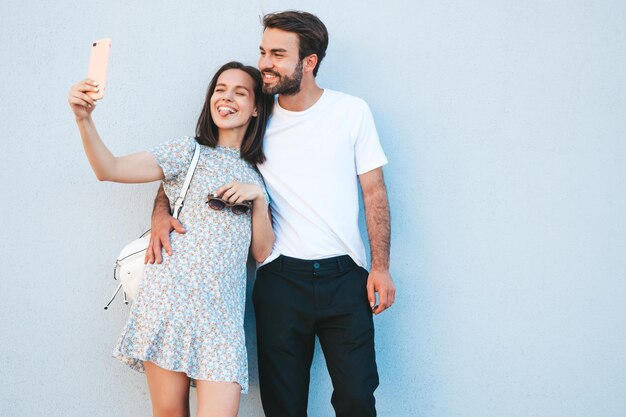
147, 11, 395, 417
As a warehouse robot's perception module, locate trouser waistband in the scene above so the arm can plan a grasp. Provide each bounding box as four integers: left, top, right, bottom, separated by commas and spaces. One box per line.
263, 254, 358, 276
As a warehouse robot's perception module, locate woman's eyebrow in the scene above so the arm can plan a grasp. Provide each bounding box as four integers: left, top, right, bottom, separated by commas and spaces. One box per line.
216, 83, 250, 92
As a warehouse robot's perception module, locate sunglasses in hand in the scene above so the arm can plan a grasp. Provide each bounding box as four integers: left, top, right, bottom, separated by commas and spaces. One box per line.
206, 193, 253, 215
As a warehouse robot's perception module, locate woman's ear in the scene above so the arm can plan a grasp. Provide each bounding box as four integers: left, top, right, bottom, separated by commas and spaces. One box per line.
252, 108, 258, 117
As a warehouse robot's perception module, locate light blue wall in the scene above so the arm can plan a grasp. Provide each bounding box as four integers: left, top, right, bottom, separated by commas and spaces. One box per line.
1, 1, 625, 416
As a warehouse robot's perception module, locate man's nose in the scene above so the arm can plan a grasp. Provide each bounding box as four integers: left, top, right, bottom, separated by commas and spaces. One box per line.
259, 54, 272, 69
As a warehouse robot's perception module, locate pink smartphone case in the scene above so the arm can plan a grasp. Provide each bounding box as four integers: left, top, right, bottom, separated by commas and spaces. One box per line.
87, 38, 111, 99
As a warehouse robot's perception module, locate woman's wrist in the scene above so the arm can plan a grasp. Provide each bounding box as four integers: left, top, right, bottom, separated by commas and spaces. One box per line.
252, 186, 264, 202
252, 190, 268, 206
75, 114, 93, 124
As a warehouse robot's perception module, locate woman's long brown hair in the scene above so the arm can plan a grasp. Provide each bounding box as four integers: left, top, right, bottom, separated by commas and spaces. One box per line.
195, 61, 274, 164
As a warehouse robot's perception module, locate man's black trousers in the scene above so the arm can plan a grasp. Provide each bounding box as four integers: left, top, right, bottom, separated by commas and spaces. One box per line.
253, 255, 379, 417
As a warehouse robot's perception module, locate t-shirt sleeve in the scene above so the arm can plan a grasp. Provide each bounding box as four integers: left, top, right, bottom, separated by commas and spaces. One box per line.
353, 100, 388, 175
149, 136, 197, 181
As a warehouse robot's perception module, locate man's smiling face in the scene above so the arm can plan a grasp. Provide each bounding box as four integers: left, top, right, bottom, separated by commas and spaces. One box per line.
258, 28, 304, 96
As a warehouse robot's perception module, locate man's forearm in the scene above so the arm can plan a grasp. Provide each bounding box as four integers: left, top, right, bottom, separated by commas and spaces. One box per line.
152, 183, 172, 218
363, 181, 391, 271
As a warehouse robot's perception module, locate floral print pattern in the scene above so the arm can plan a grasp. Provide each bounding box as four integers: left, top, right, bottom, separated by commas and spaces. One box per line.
113, 136, 266, 393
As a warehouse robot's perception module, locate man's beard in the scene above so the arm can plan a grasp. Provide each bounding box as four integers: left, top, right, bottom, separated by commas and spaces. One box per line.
262, 60, 303, 96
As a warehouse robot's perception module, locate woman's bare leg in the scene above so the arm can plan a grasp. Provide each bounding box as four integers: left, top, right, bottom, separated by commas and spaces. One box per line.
195, 380, 241, 417
144, 361, 191, 417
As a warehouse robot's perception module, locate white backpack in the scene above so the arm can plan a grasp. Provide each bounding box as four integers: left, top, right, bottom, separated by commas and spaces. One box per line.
104, 143, 201, 309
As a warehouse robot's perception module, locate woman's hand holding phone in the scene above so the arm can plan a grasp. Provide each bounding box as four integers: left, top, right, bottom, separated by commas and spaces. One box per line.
68, 79, 99, 120
68, 38, 111, 120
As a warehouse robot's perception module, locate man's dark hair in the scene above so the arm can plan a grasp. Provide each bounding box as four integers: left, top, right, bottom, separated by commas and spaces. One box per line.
195, 61, 274, 164
263, 11, 329, 77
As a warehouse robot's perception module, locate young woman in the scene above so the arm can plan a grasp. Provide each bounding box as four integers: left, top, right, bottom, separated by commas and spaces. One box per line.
68, 61, 274, 417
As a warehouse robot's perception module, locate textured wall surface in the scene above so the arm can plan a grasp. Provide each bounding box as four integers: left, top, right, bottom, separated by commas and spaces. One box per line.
1, 1, 625, 416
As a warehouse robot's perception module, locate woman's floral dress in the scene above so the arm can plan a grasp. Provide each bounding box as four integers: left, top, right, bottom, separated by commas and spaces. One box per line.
113, 136, 266, 393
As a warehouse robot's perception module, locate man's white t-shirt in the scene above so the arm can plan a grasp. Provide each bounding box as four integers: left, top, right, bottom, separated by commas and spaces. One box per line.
258, 89, 388, 268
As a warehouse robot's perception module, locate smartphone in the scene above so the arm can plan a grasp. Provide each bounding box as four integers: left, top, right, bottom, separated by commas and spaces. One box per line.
86, 38, 111, 99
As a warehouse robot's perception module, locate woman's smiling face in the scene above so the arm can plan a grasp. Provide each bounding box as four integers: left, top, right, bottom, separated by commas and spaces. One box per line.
210, 69, 258, 132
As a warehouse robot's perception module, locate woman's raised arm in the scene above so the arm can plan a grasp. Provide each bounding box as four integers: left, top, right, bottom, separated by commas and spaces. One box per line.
68, 79, 164, 183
